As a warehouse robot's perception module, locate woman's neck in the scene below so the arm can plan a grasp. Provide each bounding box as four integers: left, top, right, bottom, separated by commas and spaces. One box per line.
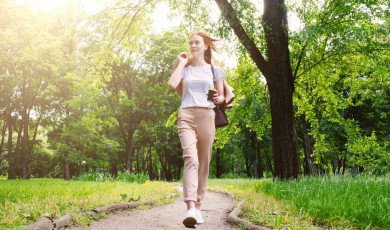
190, 57, 208, 67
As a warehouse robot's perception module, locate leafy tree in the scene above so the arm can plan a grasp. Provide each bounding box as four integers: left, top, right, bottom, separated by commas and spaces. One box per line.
0, 0, 388, 180
214, 57, 272, 178
291, 0, 389, 174
214, 0, 299, 179
0, 0, 64, 178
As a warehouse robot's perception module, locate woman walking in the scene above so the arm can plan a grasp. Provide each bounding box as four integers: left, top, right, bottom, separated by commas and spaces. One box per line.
168, 31, 225, 228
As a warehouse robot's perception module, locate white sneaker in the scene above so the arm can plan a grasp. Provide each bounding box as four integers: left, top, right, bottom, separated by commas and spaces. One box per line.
195, 209, 204, 224
183, 208, 197, 228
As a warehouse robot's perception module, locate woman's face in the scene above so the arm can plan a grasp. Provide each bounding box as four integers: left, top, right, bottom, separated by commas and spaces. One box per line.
188, 34, 207, 58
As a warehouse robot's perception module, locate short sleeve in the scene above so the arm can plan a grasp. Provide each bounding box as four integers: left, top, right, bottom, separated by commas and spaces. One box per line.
181, 67, 188, 79
213, 66, 226, 81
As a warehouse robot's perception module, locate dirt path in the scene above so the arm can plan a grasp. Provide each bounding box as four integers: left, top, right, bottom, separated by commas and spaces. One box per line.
68, 186, 238, 230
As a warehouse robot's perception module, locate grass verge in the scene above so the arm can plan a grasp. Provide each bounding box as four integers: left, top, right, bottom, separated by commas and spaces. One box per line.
0, 179, 177, 229
208, 175, 389, 229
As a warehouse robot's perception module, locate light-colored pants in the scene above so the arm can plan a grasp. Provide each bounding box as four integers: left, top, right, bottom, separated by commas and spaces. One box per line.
177, 107, 216, 204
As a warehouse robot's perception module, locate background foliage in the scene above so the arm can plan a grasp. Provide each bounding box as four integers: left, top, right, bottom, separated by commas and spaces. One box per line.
0, 0, 388, 180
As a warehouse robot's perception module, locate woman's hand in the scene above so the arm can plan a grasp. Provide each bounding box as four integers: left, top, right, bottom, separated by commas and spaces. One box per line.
213, 93, 225, 104
178, 52, 188, 64
169, 52, 188, 90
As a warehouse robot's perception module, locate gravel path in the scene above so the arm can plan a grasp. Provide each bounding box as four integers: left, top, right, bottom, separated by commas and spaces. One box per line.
68, 186, 238, 230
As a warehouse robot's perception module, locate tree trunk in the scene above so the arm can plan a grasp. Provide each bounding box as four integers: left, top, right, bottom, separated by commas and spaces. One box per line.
21, 109, 30, 179
264, 146, 273, 175
337, 158, 346, 175
300, 114, 317, 175
251, 131, 258, 178
148, 146, 153, 179
111, 162, 118, 177
25, 115, 41, 177
267, 85, 299, 178
216, 148, 222, 178
244, 149, 251, 177
215, 0, 300, 179
15, 117, 23, 178
7, 114, 15, 179
256, 141, 264, 178
243, 128, 251, 177
0, 121, 6, 155
63, 152, 70, 180
263, 0, 299, 179
141, 149, 146, 173
166, 160, 172, 181
341, 159, 346, 175
157, 151, 168, 180
135, 150, 140, 173
125, 129, 135, 172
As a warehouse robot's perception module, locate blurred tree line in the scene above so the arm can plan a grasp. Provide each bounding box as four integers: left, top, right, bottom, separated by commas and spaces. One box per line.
0, 0, 388, 180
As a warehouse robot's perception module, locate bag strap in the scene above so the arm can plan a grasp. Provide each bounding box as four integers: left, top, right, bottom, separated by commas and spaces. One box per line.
211, 65, 221, 109
211, 65, 216, 86
211, 65, 218, 97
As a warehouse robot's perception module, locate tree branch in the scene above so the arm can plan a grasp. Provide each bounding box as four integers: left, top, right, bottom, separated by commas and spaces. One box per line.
214, 0, 269, 77
293, 40, 308, 79
112, 0, 152, 46
296, 48, 388, 79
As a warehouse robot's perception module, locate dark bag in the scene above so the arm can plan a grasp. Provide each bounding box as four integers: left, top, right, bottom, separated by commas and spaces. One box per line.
211, 66, 228, 128
214, 104, 228, 128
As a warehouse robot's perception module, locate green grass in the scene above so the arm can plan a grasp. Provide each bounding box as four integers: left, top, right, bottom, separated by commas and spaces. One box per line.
209, 175, 389, 229
0, 179, 177, 229
260, 175, 390, 229
2, 175, 388, 229
74, 171, 149, 183
209, 178, 312, 229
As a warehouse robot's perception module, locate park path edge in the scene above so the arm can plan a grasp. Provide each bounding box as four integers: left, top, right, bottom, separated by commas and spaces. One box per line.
23, 186, 271, 230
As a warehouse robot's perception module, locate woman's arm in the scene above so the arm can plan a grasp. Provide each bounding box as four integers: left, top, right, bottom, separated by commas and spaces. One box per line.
213, 78, 225, 104
168, 52, 188, 89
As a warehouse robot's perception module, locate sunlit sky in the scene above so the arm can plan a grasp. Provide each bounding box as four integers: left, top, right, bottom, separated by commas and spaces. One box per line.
20, 0, 303, 68
26, 0, 302, 32
28, 0, 105, 14
25, 0, 179, 31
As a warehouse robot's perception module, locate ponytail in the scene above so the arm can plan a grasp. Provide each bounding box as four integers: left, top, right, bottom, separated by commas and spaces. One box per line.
204, 48, 212, 64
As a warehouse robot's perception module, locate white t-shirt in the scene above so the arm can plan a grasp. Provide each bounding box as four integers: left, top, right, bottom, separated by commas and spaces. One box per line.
180, 65, 225, 109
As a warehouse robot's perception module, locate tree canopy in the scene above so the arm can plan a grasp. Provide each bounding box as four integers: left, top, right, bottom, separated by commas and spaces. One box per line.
0, 0, 388, 180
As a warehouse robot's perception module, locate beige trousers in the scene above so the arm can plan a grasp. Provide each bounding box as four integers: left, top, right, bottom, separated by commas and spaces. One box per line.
177, 107, 215, 204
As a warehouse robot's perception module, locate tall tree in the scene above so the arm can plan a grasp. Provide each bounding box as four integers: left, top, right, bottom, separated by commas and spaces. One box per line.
0, 0, 62, 178
290, 0, 389, 174
215, 0, 299, 179
88, 1, 180, 173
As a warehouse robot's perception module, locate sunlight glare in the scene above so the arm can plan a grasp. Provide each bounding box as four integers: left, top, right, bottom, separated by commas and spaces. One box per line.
26, 0, 105, 14
151, 2, 180, 33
